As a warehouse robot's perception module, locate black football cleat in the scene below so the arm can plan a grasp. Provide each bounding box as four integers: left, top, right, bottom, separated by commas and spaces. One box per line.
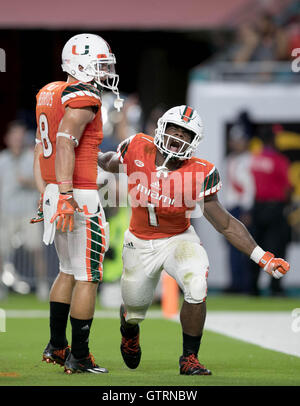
42, 342, 70, 366
120, 331, 142, 369
64, 352, 108, 374
179, 354, 212, 375
120, 304, 141, 369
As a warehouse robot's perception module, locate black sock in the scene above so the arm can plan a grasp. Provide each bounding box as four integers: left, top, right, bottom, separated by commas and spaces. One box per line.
49, 301, 70, 348
182, 332, 202, 357
120, 323, 139, 338
70, 316, 93, 359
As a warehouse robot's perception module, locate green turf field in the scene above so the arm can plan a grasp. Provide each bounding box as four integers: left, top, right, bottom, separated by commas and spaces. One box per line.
0, 293, 300, 387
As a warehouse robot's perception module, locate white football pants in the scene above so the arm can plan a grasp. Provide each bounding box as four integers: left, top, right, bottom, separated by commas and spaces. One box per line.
121, 226, 209, 324
43, 184, 108, 282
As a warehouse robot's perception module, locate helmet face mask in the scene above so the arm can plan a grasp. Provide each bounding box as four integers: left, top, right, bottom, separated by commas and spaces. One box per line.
84, 58, 119, 92
154, 105, 203, 160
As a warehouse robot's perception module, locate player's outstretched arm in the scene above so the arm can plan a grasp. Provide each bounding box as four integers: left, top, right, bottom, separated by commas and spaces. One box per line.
98, 151, 121, 173
203, 194, 290, 279
203, 194, 256, 255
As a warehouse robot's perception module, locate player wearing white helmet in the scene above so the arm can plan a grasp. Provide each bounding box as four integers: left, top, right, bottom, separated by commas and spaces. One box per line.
153, 105, 203, 177
32, 33, 122, 374
154, 105, 203, 159
98, 104, 290, 376
61, 33, 123, 110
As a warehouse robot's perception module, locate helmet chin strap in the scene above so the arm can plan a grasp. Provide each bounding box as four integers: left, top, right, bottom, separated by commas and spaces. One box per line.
102, 77, 124, 111
156, 153, 172, 178
93, 78, 124, 112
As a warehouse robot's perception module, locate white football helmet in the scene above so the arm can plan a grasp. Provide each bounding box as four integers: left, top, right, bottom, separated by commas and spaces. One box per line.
154, 105, 203, 160
61, 33, 123, 110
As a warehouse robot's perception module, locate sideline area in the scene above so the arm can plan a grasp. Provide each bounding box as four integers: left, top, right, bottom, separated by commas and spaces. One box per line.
204, 311, 300, 358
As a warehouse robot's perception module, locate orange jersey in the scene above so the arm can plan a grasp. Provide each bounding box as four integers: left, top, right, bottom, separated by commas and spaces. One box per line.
117, 133, 222, 239
36, 80, 103, 189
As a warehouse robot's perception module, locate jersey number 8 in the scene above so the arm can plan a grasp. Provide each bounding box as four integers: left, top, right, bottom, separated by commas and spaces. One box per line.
39, 113, 53, 158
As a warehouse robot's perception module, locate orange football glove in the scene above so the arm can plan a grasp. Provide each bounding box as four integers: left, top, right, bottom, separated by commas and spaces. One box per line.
50, 193, 82, 232
259, 251, 290, 279
30, 193, 44, 224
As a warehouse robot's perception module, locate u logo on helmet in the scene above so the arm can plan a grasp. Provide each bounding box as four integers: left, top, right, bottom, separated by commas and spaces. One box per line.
181, 106, 194, 123
72, 45, 90, 55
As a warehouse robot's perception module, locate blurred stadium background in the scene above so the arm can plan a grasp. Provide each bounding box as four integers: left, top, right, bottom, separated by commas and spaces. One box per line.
0, 0, 300, 304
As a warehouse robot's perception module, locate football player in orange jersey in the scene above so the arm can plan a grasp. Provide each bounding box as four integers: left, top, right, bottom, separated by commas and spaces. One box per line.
98, 105, 290, 375
33, 33, 123, 374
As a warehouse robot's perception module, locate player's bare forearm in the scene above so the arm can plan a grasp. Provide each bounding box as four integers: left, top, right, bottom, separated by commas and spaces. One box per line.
55, 137, 75, 193
220, 214, 256, 256
33, 140, 46, 194
98, 151, 121, 173
204, 194, 256, 256
204, 193, 290, 279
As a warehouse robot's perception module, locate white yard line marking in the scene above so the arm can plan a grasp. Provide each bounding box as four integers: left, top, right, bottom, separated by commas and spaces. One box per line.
204, 311, 300, 358
4, 309, 164, 319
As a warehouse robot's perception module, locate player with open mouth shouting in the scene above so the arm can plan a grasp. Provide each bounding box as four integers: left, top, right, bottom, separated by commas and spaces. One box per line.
98, 105, 290, 375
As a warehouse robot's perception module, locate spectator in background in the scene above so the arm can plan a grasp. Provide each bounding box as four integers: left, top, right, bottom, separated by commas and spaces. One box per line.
287, 15, 300, 55
222, 112, 255, 293
0, 121, 48, 300
250, 125, 291, 296
232, 13, 289, 63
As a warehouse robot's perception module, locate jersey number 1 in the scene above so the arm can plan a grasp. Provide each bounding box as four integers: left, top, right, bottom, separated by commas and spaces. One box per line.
39, 113, 53, 158
147, 203, 159, 227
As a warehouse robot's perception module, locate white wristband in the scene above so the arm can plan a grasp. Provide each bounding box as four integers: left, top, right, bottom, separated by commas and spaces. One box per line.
250, 246, 266, 264
35, 138, 42, 144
